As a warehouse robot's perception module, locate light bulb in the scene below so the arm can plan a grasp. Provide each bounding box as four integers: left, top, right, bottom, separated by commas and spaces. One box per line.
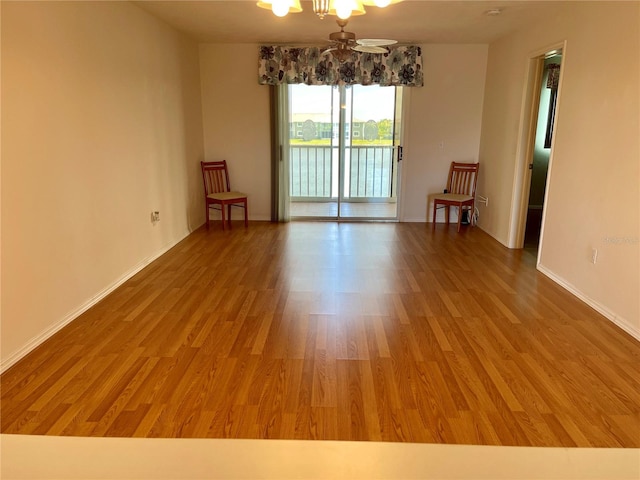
272, 0, 290, 17
334, 0, 353, 19
374, 0, 391, 6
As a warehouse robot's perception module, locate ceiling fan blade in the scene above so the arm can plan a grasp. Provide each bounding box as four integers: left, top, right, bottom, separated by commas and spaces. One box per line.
321, 47, 337, 56
356, 38, 398, 47
352, 45, 388, 54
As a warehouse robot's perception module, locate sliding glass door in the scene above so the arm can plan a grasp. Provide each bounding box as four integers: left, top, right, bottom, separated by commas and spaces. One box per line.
287, 84, 402, 220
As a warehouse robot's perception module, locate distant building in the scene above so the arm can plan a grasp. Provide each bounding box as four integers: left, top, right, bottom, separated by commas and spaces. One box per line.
290, 113, 374, 141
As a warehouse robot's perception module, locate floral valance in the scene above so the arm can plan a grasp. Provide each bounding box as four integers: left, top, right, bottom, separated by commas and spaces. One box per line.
258, 45, 423, 87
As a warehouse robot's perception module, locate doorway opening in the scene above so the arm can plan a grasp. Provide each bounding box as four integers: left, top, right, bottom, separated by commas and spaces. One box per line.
510, 42, 565, 256
286, 84, 403, 221
524, 52, 562, 251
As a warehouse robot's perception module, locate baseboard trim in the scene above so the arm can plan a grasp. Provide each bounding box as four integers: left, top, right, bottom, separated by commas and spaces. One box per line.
0, 230, 192, 374
537, 264, 640, 342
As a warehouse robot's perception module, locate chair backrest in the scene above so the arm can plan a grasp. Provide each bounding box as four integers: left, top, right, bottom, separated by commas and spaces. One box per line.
201, 161, 231, 195
447, 162, 480, 197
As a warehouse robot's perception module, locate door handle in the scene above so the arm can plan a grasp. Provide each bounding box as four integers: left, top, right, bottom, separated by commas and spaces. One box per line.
397, 145, 403, 162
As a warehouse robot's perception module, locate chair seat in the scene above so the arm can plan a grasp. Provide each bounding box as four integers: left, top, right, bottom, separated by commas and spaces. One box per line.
433, 193, 473, 203
207, 191, 247, 201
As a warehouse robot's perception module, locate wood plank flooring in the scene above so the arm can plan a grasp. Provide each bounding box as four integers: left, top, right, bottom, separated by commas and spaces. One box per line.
2, 222, 639, 446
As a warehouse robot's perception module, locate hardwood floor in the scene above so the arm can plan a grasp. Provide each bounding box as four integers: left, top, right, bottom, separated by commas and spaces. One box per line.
2, 222, 639, 446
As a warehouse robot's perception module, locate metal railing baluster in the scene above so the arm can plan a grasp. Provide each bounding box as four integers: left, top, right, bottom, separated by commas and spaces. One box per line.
289, 145, 394, 200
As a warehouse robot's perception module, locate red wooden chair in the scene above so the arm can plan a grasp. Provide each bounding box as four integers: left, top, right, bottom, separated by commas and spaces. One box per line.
201, 160, 248, 230
432, 162, 479, 232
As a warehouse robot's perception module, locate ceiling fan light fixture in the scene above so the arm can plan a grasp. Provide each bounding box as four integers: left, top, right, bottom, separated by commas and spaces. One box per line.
312, 0, 331, 19
258, 0, 374, 19
328, 0, 367, 19
362, 0, 403, 7
256, 0, 302, 17
336, 3, 352, 19
335, 0, 353, 19
272, 0, 290, 17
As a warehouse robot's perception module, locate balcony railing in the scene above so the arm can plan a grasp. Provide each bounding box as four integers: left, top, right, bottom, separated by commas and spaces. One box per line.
290, 145, 395, 199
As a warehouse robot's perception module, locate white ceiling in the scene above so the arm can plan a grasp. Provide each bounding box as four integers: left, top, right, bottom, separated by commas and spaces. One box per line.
134, 0, 571, 45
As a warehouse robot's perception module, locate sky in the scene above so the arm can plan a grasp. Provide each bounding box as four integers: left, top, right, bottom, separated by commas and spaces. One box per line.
290, 84, 395, 121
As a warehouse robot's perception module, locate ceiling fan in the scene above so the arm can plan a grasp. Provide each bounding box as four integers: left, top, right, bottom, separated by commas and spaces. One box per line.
321, 18, 397, 62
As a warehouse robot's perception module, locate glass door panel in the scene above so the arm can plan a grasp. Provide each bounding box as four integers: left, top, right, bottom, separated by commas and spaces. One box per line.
340, 85, 399, 219
288, 84, 338, 218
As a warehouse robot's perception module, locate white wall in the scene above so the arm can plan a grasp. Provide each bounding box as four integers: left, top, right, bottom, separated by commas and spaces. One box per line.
198, 43, 488, 224
478, 2, 639, 335
199, 44, 272, 221
401, 44, 488, 222
1, 1, 205, 369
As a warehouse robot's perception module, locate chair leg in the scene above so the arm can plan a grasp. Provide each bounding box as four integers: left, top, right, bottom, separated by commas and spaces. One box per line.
445, 206, 450, 225
220, 203, 226, 231
432, 201, 437, 228
244, 201, 248, 228
227, 205, 233, 229
457, 205, 462, 232
470, 201, 475, 227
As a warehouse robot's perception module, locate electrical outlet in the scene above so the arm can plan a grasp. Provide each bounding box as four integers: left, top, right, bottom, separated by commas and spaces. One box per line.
591, 248, 598, 264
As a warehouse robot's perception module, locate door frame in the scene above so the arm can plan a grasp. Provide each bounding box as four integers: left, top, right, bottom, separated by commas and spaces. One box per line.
395, 87, 411, 222
509, 41, 566, 259
288, 84, 405, 222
